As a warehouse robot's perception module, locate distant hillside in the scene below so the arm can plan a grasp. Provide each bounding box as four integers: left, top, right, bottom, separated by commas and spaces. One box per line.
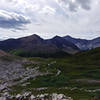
64, 35, 100, 50
0, 34, 79, 57
69, 47, 100, 65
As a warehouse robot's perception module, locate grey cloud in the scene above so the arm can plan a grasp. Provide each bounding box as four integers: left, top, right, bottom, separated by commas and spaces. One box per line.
0, 10, 31, 30
57, 0, 92, 12
68, 2, 77, 12
77, 0, 91, 10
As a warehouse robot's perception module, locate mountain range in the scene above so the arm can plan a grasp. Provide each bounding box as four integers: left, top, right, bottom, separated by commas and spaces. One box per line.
0, 34, 100, 57
0, 34, 79, 57
64, 35, 100, 50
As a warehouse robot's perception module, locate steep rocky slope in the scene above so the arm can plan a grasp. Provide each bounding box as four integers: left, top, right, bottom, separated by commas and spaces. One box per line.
0, 51, 46, 92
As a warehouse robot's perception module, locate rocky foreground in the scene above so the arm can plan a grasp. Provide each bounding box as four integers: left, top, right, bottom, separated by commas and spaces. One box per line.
0, 58, 42, 91
0, 51, 72, 100
0, 50, 100, 100
0, 92, 73, 100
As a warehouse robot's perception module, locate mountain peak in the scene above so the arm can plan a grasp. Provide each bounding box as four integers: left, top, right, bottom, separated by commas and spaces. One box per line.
19, 34, 43, 42
52, 35, 62, 40
65, 35, 72, 38
64, 35, 73, 39
31, 34, 41, 38
28, 34, 42, 39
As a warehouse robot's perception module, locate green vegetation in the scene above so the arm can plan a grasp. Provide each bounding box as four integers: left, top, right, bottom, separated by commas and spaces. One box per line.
9, 47, 100, 100
10, 49, 71, 58
0, 55, 20, 61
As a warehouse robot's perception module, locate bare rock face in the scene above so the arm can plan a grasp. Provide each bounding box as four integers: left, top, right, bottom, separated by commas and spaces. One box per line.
0, 50, 10, 57
0, 92, 73, 100
0, 50, 44, 93
64, 35, 100, 50
0, 97, 6, 100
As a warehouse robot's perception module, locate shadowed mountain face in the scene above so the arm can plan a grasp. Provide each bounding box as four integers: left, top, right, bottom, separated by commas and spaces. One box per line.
64, 35, 100, 50
0, 34, 79, 57
47, 36, 79, 54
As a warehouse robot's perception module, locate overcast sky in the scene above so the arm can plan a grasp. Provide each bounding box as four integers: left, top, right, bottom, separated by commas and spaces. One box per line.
0, 0, 100, 40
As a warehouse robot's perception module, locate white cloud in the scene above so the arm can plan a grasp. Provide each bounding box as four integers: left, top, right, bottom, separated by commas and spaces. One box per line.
39, 6, 56, 15
0, 0, 100, 40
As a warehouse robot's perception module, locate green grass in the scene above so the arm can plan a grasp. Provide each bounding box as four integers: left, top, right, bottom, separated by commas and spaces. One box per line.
22, 48, 100, 88
9, 47, 100, 100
